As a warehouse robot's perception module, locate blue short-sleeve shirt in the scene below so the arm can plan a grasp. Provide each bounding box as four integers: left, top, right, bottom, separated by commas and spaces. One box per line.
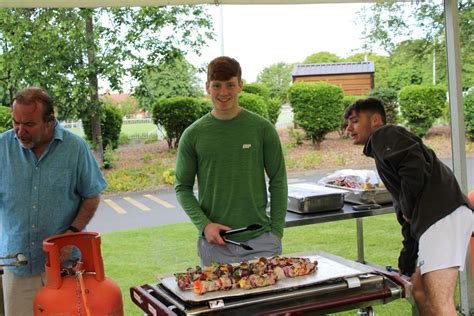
0, 122, 107, 275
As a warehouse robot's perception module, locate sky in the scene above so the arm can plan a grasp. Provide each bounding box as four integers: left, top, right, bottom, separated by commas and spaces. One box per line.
189, 3, 372, 84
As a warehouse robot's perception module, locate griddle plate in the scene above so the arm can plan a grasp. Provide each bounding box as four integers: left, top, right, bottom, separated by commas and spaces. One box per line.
160, 254, 374, 304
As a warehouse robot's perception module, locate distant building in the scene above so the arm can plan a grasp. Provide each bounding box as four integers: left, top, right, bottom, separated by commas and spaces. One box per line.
101, 91, 149, 118
292, 61, 375, 96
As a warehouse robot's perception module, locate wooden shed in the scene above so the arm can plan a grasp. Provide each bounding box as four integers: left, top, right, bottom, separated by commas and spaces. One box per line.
291, 61, 375, 96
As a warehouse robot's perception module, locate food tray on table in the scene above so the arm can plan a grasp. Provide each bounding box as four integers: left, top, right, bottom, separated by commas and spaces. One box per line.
287, 183, 346, 213
160, 253, 373, 304
318, 169, 393, 205
325, 184, 392, 205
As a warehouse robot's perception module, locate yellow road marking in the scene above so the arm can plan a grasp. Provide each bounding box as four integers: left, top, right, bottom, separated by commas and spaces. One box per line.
104, 199, 127, 214
123, 197, 151, 211
144, 194, 175, 209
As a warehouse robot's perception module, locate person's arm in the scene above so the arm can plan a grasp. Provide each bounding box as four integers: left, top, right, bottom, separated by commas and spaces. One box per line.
263, 124, 288, 238
395, 208, 418, 276
174, 132, 213, 236
69, 139, 107, 232
373, 129, 428, 221
67, 195, 101, 232
61, 195, 101, 261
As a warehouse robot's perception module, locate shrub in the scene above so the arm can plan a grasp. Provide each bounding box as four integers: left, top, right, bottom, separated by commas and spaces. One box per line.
82, 105, 123, 150
102, 144, 115, 169
288, 82, 344, 146
162, 168, 176, 185
152, 97, 211, 149
399, 85, 446, 138
243, 83, 270, 99
267, 98, 282, 125
369, 88, 398, 124
243, 83, 282, 125
464, 91, 474, 141
238, 92, 268, 119
0, 105, 11, 133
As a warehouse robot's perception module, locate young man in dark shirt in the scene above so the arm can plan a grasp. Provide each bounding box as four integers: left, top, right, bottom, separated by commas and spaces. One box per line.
344, 97, 473, 315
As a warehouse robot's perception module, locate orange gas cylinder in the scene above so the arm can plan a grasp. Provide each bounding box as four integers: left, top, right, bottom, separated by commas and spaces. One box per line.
34, 232, 123, 316
468, 191, 474, 274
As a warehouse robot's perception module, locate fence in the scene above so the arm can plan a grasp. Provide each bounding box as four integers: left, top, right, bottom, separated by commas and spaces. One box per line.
61, 118, 161, 140
122, 117, 153, 124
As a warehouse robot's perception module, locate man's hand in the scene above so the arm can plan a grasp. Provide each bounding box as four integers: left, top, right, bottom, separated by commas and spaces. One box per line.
203, 223, 232, 245
59, 245, 75, 266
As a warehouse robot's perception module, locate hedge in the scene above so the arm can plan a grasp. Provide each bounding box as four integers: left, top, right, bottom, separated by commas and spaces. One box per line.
288, 82, 344, 146
399, 85, 446, 138
153, 96, 211, 150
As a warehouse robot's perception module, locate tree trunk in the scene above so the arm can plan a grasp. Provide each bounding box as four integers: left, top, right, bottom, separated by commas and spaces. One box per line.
85, 10, 103, 165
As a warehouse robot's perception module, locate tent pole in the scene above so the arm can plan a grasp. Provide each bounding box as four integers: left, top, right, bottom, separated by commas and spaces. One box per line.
444, 0, 473, 314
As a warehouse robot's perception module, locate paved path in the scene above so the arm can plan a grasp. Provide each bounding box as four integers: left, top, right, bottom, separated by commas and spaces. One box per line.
89, 156, 474, 233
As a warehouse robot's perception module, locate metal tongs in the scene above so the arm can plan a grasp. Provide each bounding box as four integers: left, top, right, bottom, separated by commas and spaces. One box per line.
0, 253, 28, 267
220, 224, 262, 251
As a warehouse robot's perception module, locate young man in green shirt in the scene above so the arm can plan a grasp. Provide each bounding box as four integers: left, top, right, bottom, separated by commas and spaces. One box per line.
175, 56, 288, 266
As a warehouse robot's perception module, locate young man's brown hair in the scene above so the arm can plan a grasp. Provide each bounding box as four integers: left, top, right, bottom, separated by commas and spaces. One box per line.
207, 56, 242, 82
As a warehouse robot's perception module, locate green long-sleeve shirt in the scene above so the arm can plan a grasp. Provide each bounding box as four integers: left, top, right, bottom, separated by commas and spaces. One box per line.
175, 109, 288, 241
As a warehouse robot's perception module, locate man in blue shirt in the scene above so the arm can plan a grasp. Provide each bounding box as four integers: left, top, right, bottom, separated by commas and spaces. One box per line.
0, 87, 107, 315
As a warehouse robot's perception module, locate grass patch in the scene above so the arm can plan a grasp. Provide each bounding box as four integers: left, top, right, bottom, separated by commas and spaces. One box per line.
68, 123, 157, 139
100, 214, 422, 315
121, 123, 156, 135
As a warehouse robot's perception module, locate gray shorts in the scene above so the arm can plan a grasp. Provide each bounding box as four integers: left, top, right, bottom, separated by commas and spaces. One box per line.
197, 231, 282, 266
418, 205, 473, 274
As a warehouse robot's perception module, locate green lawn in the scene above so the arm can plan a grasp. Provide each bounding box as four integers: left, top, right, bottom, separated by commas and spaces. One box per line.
100, 214, 422, 315
69, 122, 157, 138
121, 123, 157, 138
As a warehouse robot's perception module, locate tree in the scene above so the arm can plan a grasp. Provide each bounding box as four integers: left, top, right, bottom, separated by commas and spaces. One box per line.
82, 104, 123, 151
256, 62, 293, 102
101, 94, 139, 118
0, 7, 214, 160
0, 105, 10, 132
134, 55, 204, 112
303, 52, 342, 64
464, 91, 474, 141
388, 39, 433, 90
358, 1, 473, 88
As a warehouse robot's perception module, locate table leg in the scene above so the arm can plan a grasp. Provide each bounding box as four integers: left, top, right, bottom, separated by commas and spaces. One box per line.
356, 218, 365, 263
0, 270, 4, 316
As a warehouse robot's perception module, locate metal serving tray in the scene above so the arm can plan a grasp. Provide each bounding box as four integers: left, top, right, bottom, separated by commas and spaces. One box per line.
326, 184, 392, 205
160, 252, 374, 304
287, 183, 346, 214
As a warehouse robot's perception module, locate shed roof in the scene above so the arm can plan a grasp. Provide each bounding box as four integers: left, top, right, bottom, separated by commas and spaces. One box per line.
292, 61, 375, 77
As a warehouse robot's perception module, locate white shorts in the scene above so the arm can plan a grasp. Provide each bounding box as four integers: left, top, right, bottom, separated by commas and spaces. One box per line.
418, 205, 473, 275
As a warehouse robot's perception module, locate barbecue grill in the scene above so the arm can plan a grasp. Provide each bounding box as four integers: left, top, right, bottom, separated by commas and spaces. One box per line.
130, 252, 409, 315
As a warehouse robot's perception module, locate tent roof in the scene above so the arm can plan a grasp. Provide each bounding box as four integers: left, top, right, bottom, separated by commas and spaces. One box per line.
0, 0, 471, 312
0, 0, 379, 8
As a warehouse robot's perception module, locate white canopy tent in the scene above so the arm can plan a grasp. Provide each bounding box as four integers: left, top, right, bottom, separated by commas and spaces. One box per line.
0, 0, 383, 7
0, 0, 471, 314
